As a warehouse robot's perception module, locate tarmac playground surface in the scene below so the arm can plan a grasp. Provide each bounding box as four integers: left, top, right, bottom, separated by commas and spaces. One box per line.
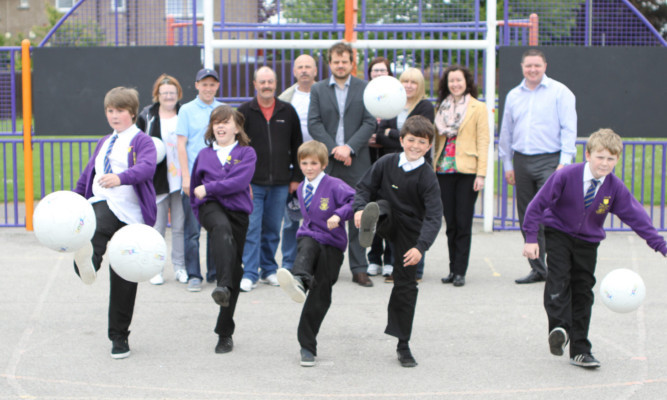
2, 223, 667, 399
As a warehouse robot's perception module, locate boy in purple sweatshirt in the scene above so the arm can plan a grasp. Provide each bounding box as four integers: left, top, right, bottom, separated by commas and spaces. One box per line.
189, 105, 256, 354
523, 128, 667, 369
276, 141, 355, 367
73, 87, 157, 359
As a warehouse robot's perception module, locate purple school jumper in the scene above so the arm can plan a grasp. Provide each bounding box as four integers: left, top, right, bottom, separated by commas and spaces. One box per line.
74, 132, 157, 226
524, 163, 667, 255
296, 174, 355, 252
189, 145, 256, 221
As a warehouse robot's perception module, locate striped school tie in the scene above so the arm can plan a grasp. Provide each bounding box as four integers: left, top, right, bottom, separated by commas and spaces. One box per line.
584, 179, 599, 209
103, 134, 118, 174
304, 183, 314, 211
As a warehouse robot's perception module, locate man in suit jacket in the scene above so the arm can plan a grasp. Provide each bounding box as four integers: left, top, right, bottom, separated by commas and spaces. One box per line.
308, 41, 377, 287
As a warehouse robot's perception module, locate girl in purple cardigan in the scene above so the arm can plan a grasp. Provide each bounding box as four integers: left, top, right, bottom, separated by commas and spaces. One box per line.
189, 105, 256, 354
523, 129, 667, 369
73, 87, 157, 359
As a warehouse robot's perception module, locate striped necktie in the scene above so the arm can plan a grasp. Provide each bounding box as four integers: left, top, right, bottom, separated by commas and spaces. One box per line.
584, 179, 599, 209
304, 183, 314, 211
103, 134, 118, 174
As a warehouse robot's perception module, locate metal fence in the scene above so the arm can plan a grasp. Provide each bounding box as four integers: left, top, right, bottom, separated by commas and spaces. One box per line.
1, 0, 666, 228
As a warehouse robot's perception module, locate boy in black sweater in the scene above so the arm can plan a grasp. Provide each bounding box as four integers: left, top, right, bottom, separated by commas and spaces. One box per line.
354, 115, 443, 367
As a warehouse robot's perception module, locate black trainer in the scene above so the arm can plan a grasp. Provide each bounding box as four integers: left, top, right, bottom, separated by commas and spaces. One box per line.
211, 287, 231, 307
359, 202, 380, 248
548, 327, 569, 356
110, 338, 130, 359
570, 353, 601, 368
215, 336, 233, 354
397, 349, 418, 368
300, 348, 315, 367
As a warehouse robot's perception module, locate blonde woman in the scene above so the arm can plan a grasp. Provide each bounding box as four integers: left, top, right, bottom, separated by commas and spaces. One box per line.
433, 65, 489, 287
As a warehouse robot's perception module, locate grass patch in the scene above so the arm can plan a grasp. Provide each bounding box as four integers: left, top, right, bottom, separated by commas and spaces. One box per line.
1, 137, 98, 202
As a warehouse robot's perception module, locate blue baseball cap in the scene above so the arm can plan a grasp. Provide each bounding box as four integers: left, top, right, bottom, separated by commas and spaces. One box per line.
196, 68, 219, 82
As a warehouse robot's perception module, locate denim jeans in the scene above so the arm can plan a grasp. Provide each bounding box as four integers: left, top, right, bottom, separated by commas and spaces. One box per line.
280, 211, 299, 270
181, 193, 215, 282
241, 184, 289, 282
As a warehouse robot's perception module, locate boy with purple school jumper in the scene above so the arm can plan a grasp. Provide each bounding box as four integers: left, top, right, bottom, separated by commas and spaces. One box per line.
189, 105, 256, 354
276, 140, 355, 367
522, 128, 667, 369
354, 115, 443, 367
73, 87, 157, 359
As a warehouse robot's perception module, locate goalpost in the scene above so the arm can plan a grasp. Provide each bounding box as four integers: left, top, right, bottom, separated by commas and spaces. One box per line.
203, 0, 498, 233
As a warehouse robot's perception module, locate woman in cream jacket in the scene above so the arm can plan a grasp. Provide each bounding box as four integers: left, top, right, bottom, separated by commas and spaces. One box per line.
433, 65, 489, 287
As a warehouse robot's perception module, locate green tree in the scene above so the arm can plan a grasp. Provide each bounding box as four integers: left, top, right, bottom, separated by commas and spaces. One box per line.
629, 0, 667, 39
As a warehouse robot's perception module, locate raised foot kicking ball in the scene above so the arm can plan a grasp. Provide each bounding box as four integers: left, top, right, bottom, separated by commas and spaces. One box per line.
108, 224, 167, 283
599, 268, 646, 313
33, 191, 96, 252
152, 136, 166, 163
363, 75, 407, 120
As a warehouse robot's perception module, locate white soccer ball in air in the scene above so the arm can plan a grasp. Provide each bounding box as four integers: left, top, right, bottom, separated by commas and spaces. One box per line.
33, 191, 96, 253
108, 224, 167, 282
363, 75, 407, 120
599, 268, 646, 313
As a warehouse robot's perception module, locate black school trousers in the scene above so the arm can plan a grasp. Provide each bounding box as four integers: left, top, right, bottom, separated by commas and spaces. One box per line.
72, 201, 135, 342
198, 201, 249, 338
292, 236, 344, 355
375, 200, 419, 342
543, 227, 599, 357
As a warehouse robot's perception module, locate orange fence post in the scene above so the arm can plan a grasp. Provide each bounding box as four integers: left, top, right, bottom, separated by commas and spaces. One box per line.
22, 39, 34, 231
529, 13, 539, 46
344, 0, 358, 76
166, 16, 174, 46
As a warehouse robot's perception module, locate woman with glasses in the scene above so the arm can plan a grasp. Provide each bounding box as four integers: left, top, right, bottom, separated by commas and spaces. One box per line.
136, 74, 187, 285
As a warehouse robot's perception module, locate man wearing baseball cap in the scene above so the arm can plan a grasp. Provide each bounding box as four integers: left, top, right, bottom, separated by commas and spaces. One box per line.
176, 67, 223, 292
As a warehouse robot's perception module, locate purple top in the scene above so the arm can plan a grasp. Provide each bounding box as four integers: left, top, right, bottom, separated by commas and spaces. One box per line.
74, 132, 157, 226
189, 145, 256, 220
296, 174, 355, 252
524, 163, 667, 255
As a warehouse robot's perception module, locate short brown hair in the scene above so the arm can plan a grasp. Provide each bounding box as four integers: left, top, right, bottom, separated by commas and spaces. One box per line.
400, 115, 435, 144
104, 87, 139, 123
151, 74, 183, 103
204, 105, 251, 147
297, 140, 329, 167
521, 48, 546, 63
586, 128, 623, 156
328, 41, 354, 63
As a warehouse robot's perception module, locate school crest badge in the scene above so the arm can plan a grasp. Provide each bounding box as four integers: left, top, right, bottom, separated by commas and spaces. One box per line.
319, 197, 329, 211
596, 196, 611, 214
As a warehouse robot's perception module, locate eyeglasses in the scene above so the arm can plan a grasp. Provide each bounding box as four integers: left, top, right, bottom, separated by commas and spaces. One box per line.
159, 91, 177, 97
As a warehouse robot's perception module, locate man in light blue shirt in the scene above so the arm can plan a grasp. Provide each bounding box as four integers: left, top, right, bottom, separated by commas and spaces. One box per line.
176, 68, 223, 292
498, 48, 577, 284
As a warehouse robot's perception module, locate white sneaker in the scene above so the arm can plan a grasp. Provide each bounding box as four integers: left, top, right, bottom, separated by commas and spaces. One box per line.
277, 268, 306, 303
260, 273, 279, 286
174, 268, 188, 284
74, 242, 96, 285
382, 264, 394, 277
240, 278, 257, 292
367, 263, 381, 276
149, 273, 164, 285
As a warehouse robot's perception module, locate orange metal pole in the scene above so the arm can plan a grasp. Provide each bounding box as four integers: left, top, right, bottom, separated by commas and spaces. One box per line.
166, 16, 174, 46
344, 0, 358, 76
529, 13, 539, 46
22, 39, 34, 231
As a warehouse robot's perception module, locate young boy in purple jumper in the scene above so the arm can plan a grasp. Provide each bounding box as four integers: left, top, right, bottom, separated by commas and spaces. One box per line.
276, 140, 355, 367
189, 105, 256, 354
522, 128, 667, 369
354, 115, 443, 368
73, 87, 157, 359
